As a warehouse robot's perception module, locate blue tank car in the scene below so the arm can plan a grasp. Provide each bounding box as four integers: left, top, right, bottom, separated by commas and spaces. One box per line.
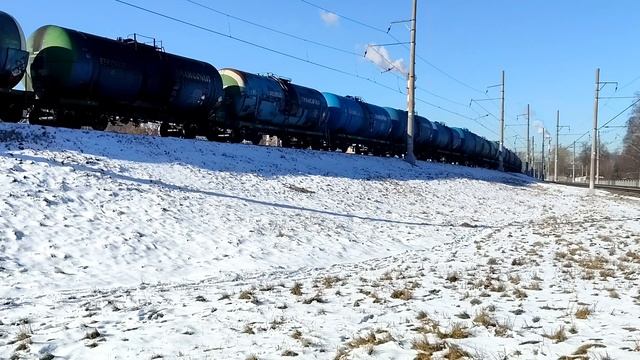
219, 68, 327, 132
430, 121, 452, 150
414, 115, 434, 146
477, 138, 490, 158
452, 128, 477, 157
28, 25, 223, 131
448, 125, 462, 152
323, 93, 392, 140
0, 11, 27, 90
384, 107, 407, 144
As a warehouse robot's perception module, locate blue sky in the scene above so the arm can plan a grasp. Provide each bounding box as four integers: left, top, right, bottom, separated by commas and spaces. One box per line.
6, 0, 640, 153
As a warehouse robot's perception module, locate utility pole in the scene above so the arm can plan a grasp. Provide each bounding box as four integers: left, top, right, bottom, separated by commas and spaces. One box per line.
526, 104, 530, 174
405, 0, 418, 165
498, 70, 505, 171
554, 110, 559, 182
548, 136, 552, 180
540, 128, 546, 181
572, 141, 576, 182
596, 129, 600, 184
531, 136, 535, 178
589, 68, 600, 192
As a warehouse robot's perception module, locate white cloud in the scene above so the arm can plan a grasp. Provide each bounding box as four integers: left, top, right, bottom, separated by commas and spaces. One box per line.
320, 11, 339, 26
364, 44, 408, 75
533, 120, 551, 139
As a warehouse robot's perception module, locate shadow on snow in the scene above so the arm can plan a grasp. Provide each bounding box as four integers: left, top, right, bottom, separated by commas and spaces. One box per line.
0, 123, 535, 186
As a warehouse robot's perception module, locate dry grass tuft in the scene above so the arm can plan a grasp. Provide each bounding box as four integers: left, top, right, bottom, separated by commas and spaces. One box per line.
572, 343, 606, 356
437, 322, 470, 339
599, 269, 616, 279
238, 289, 254, 300
415, 311, 440, 333
445, 343, 470, 360
390, 288, 413, 300
508, 274, 521, 285
543, 325, 568, 343
379, 271, 395, 281
322, 276, 342, 288
246, 355, 259, 360
470, 298, 482, 306
580, 256, 609, 270
446, 272, 460, 283
513, 288, 528, 299
14, 325, 32, 343
84, 328, 101, 340
473, 309, 496, 328
489, 282, 506, 293
282, 349, 298, 356
302, 292, 327, 304
525, 281, 542, 291
347, 330, 394, 349
290, 282, 303, 296
269, 317, 286, 330
334, 347, 349, 360
412, 335, 445, 358
494, 319, 513, 337
242, 324, 255, 335
575, 306, 593, 320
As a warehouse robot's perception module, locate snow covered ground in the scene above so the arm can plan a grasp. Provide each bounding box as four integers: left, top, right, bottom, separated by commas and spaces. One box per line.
0, 123, 639, 360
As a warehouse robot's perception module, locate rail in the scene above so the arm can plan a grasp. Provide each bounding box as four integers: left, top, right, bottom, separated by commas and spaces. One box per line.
551, 180, 640, 195
555, 178, 640, 188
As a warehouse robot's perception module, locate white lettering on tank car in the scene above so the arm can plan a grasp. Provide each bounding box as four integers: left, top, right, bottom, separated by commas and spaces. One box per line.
180, 70, 212, 83
300, 97, 321, 106
99, 57, 129, 69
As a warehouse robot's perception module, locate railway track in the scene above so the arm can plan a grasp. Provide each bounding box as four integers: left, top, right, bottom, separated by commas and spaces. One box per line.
552, 181, 640, 197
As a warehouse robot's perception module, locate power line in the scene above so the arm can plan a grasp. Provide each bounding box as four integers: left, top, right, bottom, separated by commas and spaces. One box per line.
599, 98, 640, 129
189, 0, 478, 120
568, 99, 640, 147
416, 98, 498, 136
117, 0, 487, 134
115, 0, 401, 94
299, 0, 488, 96
299, 0, 388, 34
298, 0, 506, 125
185, 0, 361, 57
470, 100, 501, 122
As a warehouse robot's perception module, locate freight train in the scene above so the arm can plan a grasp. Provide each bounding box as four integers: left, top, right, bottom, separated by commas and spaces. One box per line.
0, 11, 522, 172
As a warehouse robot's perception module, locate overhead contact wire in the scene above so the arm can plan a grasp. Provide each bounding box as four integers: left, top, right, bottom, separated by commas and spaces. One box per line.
186, 0, 361, 57
117, 1, 496, 136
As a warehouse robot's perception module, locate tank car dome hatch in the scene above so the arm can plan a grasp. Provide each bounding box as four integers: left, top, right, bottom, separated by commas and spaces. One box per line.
0, 11, 28, 89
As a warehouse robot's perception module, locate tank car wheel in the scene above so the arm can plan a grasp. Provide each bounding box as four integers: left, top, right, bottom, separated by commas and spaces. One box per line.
56, 111, 81, 129
159, 122, 171, 137
205, 129, 219, 142
90, 116, 109, 131
28, 108, 43, 126
0, 106, 23, 123
280, 137, 291, 148
182, 123, 198, 139
250, 133, 264, 145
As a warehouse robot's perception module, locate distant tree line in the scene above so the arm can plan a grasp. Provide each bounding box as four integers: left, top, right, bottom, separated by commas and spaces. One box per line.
522, 96, 640, 180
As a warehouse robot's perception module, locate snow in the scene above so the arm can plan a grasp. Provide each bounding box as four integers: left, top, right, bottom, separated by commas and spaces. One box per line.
1, 122, 639, 360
